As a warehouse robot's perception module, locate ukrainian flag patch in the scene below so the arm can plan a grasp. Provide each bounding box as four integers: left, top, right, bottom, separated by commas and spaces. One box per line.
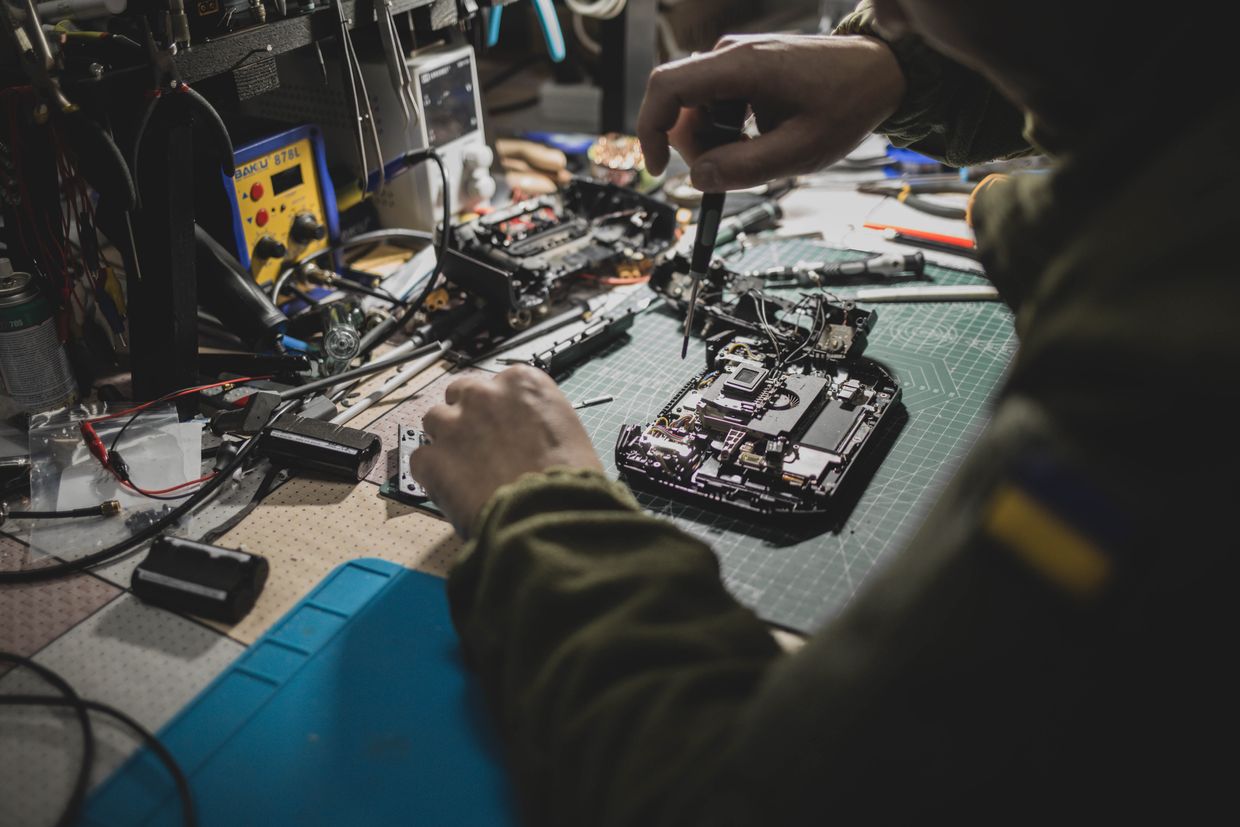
984, 458, 1126, 599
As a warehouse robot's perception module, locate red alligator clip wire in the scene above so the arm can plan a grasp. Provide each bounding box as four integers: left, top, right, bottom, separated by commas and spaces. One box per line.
79, 420, 109, 469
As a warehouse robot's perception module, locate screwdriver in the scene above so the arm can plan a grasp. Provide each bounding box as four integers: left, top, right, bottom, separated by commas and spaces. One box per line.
681, 100, 750, 359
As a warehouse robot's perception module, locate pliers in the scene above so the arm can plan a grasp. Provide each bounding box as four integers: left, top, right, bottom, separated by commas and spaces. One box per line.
486, 0, 566, 63
856, 178, 977, 221
0, 0, 135, 210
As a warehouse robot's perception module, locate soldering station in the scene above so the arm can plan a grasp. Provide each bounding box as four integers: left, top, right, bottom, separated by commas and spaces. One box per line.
0, 1, 1048, 824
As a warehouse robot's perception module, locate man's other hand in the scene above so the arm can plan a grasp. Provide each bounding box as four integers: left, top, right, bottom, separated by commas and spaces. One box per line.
409, 366, 604, 538
637, 34, 906, 192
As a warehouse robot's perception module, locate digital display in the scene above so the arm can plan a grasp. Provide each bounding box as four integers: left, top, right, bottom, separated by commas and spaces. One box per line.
419, 56, 479, 148
733, 367, 761, 384
271, 165, 304, 195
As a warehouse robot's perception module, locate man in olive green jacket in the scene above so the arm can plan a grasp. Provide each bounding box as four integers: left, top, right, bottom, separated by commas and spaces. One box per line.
410, 1, 1233, 822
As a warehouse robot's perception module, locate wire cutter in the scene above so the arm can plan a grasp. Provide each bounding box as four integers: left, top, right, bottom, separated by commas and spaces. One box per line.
0, 0, 135, 210
856, 178, 976, 221
486, 0, 566, 63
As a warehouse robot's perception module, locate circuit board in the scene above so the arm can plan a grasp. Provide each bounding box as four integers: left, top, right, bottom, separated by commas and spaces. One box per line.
615, 321, 900, 518
557, 242, 1015, 631
446, 179, 677, 324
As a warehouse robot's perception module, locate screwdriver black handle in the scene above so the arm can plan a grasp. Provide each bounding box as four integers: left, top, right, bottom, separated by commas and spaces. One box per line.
701, 99, 749, 149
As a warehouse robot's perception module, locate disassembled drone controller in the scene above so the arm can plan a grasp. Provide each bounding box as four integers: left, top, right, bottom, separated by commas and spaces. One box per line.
445, 179, 677, 327
616, 284, 901, 518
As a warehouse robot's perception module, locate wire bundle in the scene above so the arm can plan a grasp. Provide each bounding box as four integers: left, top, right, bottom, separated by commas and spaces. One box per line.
0, 652, 196, 827
565, 0, 628, 19
79, 376, 268, 501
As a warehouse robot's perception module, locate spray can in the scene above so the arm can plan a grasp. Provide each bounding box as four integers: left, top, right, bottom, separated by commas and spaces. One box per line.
0, 259, 77, 412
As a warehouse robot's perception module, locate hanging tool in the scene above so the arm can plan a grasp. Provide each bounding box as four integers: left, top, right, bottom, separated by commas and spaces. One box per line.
332, 0, 386, 192
3, 0, 73, 112
3, 0, 141, 289
680, 99, 749, 359
1, 0, 134, 207
377, 0, 422, 125
486, 0, 566, 62
131, 21, 235, 206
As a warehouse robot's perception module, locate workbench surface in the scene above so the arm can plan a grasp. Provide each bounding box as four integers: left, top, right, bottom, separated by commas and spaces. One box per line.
1, 179, 1013, 826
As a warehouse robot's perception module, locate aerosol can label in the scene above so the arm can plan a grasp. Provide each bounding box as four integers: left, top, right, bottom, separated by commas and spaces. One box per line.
0, 271, 77, 413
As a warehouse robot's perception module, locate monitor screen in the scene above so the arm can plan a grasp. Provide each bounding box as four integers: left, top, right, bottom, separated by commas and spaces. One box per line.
419, 56, 479, 148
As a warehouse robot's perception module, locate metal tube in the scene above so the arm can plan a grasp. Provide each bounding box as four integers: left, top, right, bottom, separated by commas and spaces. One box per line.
329, 343, 449, 426
280, 340, 440, 400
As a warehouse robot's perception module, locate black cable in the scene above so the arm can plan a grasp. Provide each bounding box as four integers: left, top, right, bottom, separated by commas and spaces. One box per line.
357, 150, 453, 357
0, 693, 197, 827
481, 53, 542, 92
97, 408, 201, 502
330, 275, 406, 306
287, 285, 321, 308
4, 503, 117, 519
280, 341, 442, 399
266, 227, 439, 356
0, 403, 293, 585
487, 96, 539, 116
0, 653, 94, 827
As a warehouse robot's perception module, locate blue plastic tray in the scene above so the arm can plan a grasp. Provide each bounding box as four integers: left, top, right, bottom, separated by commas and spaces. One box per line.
83, 559, 517, 826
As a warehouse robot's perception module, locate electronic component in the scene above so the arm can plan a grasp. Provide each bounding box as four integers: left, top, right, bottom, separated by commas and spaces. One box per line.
258, 414, 380, 480
615, 311, 901, 518
131, 536, 268, 624
527, 303, 640, 373
448, 179, 677, 325
250, 44, 495, 231
397, 427, 429, 500
387, 44, 495, 220
225, 125, 338, 285
651, 253, 876, 361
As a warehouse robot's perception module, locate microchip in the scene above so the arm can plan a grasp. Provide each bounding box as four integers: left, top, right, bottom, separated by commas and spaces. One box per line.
725, 364, 768, 395
800, 400, 863, 453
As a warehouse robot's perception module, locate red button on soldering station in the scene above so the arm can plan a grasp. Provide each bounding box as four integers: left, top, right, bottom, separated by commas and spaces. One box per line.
255, 209, 269, 227
250, 183, 264, 201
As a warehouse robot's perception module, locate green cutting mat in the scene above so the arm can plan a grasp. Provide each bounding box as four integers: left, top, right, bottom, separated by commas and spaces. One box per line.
555, 242, 1016, 632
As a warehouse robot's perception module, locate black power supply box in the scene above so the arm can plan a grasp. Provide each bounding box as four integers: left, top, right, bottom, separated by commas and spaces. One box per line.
259, 415, 381, 480
132, 536, 268, 624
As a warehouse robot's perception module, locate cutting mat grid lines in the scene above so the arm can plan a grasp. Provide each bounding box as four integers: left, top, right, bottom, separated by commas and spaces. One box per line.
554, 248, 1015, 632
361, 245, 1013, 633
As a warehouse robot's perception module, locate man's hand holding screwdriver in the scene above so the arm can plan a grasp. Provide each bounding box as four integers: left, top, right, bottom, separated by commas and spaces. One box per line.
637, 34, 905, 191
409, 33, 909, 535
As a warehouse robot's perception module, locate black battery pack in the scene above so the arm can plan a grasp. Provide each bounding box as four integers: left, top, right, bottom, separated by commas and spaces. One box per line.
259, 414, 381, 480
131, 536, 269, 624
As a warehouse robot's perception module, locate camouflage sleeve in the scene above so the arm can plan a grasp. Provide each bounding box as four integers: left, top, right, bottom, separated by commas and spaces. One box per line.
447, 396, 1124, 825
446, 468, 783, 827
835, 1, 1033, 165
